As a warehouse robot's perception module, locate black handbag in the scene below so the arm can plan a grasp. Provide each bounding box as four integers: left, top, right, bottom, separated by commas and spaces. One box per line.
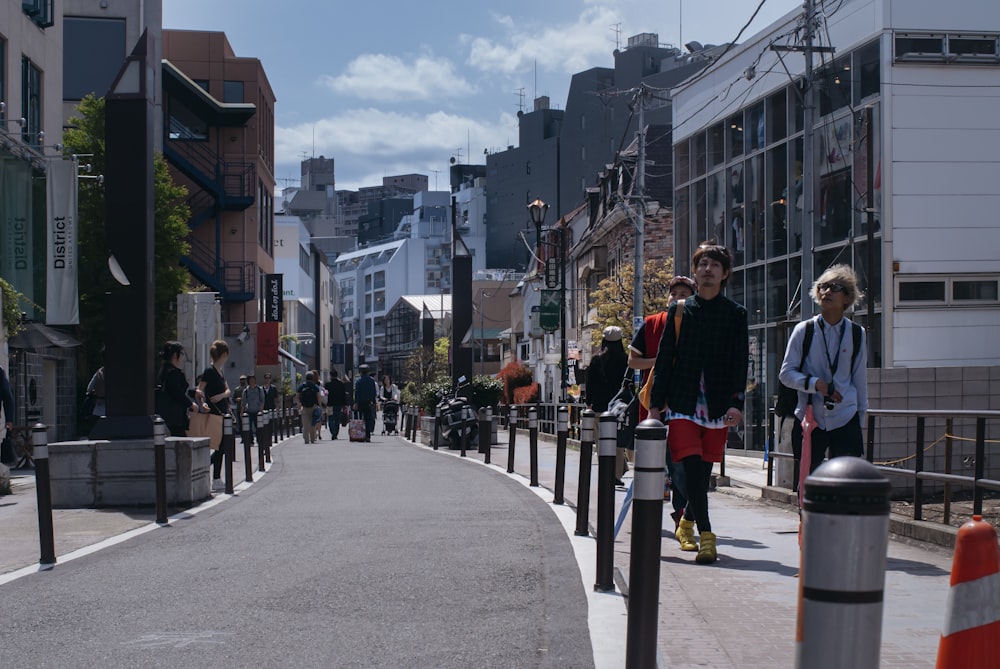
606, 370, 639, 450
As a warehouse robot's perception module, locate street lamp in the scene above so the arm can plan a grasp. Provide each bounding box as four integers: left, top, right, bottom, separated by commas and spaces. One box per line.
527, 199, 568, 402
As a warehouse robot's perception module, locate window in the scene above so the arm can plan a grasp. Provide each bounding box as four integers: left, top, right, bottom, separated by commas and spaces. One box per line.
223, 80, 244, 103
897, 276, 1000, 305
22, 0, 54, 28
728, 114, 744, 159
167, 97, 207, 140
63, 17, 126, 100
373, 270, 385, 289
895, 32, 1000, 64
373, 291, 385, 312
708, 123, 725, 169
854, 41, 880, 103
21, 57, 41, 145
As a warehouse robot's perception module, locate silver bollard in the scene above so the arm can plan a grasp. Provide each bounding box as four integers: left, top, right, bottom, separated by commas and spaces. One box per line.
626, 419, 667, 668
507, 405, 518, 473
241, 412, 253, 483
528, 406, 539, 487
595, 412, 618, 592
223, 414, 235, 495
795, 456, 891, 669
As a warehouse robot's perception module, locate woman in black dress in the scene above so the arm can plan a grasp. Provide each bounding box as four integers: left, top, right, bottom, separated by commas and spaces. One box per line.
196, 339, 232, 483
156, 341, 203, 437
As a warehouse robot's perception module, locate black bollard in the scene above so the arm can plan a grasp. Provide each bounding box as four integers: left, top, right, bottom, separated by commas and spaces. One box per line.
528, 406, 539, 487
484, 407, 493, 465
223, 414, 235, 495
507, 405, 518, 474
795, 457, 891, 669
258, 410, 268, 471
433, 405, 441, 451
264, 409, 273, 462
595, 412, 617, 591
575, 409, 596, 537
626, 419, 667, 668
554, 405, 568, 504
153, 416, 168, 525
476, 407, 490, 461
241, 413, 253, 483
33, 424, 56, 567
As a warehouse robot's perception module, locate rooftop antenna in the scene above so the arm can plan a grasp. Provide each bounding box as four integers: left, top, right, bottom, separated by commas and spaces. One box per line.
430, 168, 440, 191
312, 123, 316, 158
515, 87, 525, 113
679, 0, 683, 53
533, 60, 537, 102
611, 22, 622, 50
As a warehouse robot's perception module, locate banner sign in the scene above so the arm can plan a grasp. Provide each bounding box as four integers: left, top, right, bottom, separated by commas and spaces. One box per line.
45, 160, 79, 324
264, 274, 283, 322
1, 159, 34, 309
257, 321, 279, 365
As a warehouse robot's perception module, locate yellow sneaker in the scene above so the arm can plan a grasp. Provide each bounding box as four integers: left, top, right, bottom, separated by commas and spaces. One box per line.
675, 518, 698, 551
696, 531, 717, 564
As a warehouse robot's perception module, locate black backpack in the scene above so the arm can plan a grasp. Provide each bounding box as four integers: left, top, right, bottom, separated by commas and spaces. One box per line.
300, 383, 319, 408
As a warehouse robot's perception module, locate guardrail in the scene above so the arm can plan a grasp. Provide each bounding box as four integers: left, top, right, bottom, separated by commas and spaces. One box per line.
767, 408, 1000, 525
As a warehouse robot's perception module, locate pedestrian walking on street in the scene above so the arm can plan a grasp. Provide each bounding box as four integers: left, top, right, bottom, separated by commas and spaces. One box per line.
296, 372, 322, 444
353, 364, 378, 442
586, 326, 630, 484
650, 243, 749, 564
197, 340, 233, 484
156, 341, 204, 438
241, 374, 265, 443
324, 370, 347, 439
629, 275, 697, 529
778, 264, 868, 475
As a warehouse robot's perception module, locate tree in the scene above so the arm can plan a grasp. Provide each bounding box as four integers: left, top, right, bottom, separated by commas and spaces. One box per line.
588, 257, 675, 346
63, 94, 191, 375
402, 336, 450, 387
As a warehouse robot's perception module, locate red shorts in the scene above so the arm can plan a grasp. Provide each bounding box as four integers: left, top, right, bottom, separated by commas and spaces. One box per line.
668, 419, 728, 463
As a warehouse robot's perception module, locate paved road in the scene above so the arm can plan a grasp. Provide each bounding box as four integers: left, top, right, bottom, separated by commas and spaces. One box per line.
1, 438, 596, 668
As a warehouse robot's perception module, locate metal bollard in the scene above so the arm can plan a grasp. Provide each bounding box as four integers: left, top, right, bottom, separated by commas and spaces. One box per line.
409, 406, 417, 442
626, 419, 667, 668
554, 406, 569, 504
795, 457, 891, 669
433, 405, 441, 451
258, 410, 268, 471
153, 416, 168, 525
33, 423, 56, 567
223, 414, 235, 495
528, 406, 539, 487
506, 405, 518, 474
241, 413, 253, 483
595, 412, 618, 591
478, 407, 490, 456
575, 409, 596, 536
484, 407, 493, 465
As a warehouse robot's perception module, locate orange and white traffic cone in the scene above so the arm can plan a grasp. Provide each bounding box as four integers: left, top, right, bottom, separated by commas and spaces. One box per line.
935, 515, 1000, 668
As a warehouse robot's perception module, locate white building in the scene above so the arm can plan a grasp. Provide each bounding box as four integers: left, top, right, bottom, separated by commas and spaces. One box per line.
670, 0, 1000, 450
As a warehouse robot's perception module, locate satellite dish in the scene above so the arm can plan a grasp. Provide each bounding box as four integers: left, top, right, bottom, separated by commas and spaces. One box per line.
449, 157, 456, 164
108, 254, 131, 286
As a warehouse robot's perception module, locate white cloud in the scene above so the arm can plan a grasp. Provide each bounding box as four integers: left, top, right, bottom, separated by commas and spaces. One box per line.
464, 6, 621, 76
275, 108, 518, 191
320, 53, 476, 102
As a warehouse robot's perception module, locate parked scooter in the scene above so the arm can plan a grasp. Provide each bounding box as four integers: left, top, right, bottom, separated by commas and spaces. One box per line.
436, 376, 478, 450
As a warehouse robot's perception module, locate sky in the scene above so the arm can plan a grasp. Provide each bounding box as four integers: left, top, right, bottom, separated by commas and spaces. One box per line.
162, 0, 802, 194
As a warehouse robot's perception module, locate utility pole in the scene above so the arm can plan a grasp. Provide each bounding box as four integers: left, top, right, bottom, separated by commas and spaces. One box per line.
632, 86, 647, 340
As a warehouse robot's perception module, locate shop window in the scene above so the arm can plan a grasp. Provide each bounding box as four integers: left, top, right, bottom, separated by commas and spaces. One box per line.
693, 132, 707, 177
767, 89, 787, 144
854, 41, 881, 104
708, 123, 725, 169
744, 154, 765, 263
745, 103, 764, 153
766, 145, 788, 257
728, 114, 744, 160
819, 56, 852, 117
707, 170, 727, 249
675, 140, 690, 184
767, 260, 788, 321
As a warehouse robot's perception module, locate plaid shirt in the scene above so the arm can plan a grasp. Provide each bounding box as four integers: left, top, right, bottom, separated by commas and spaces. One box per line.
649, 293, 749, 421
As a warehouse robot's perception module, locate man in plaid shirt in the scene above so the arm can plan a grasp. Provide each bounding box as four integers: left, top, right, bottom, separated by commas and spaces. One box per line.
649, 243, 749, 564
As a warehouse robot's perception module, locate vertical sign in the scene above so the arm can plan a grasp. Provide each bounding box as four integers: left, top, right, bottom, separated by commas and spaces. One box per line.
264, 274, 283, 322
46, 160, 79, 324
1, 159, 34, 307
256, 321, 279, 365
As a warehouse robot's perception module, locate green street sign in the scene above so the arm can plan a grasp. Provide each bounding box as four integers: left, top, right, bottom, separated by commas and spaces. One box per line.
540, 289, 561, 332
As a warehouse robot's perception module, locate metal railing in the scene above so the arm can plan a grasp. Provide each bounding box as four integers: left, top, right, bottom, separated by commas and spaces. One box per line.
767, 408, 1000, 525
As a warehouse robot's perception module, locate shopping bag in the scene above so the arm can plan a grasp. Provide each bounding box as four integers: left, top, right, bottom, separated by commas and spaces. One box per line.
188, 411, 223, 450
349, 415, 366, 442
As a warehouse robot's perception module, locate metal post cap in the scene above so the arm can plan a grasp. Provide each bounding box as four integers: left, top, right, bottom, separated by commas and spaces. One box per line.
634, 418, 667, 441
803, 456, 891, 515
223, 414, 233, 435
153, 416, 166, 444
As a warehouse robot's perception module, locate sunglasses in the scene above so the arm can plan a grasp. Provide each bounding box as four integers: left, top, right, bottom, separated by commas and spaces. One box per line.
818, 282, 847, 293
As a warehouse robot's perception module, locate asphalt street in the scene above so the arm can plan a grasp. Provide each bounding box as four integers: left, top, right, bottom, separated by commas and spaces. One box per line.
1, 437, 596, 668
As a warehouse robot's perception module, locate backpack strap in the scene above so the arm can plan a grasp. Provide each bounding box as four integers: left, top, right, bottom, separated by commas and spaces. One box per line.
850, 322, 863, 371
799, 319, 815, 391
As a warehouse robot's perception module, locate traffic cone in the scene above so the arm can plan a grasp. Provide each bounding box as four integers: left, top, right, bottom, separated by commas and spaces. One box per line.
935, 515, 1000, 668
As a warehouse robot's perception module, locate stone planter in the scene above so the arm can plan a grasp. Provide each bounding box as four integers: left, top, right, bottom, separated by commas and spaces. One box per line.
48, 436, 212, 508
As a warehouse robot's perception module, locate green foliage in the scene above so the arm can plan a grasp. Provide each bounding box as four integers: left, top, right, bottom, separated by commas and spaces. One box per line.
589, 257, 675, 346
63, 95, 192, 374
416, 377, 455, 412
403, 336, 450, 387
0, 278, 30, 338
470, 374, 503, 409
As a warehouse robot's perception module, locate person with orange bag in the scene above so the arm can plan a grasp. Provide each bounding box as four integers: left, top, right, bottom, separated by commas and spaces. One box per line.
629, 275, 697, 531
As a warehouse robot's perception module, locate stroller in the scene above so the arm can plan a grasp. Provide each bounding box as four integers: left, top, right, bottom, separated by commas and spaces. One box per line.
381, 400, 400, 435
